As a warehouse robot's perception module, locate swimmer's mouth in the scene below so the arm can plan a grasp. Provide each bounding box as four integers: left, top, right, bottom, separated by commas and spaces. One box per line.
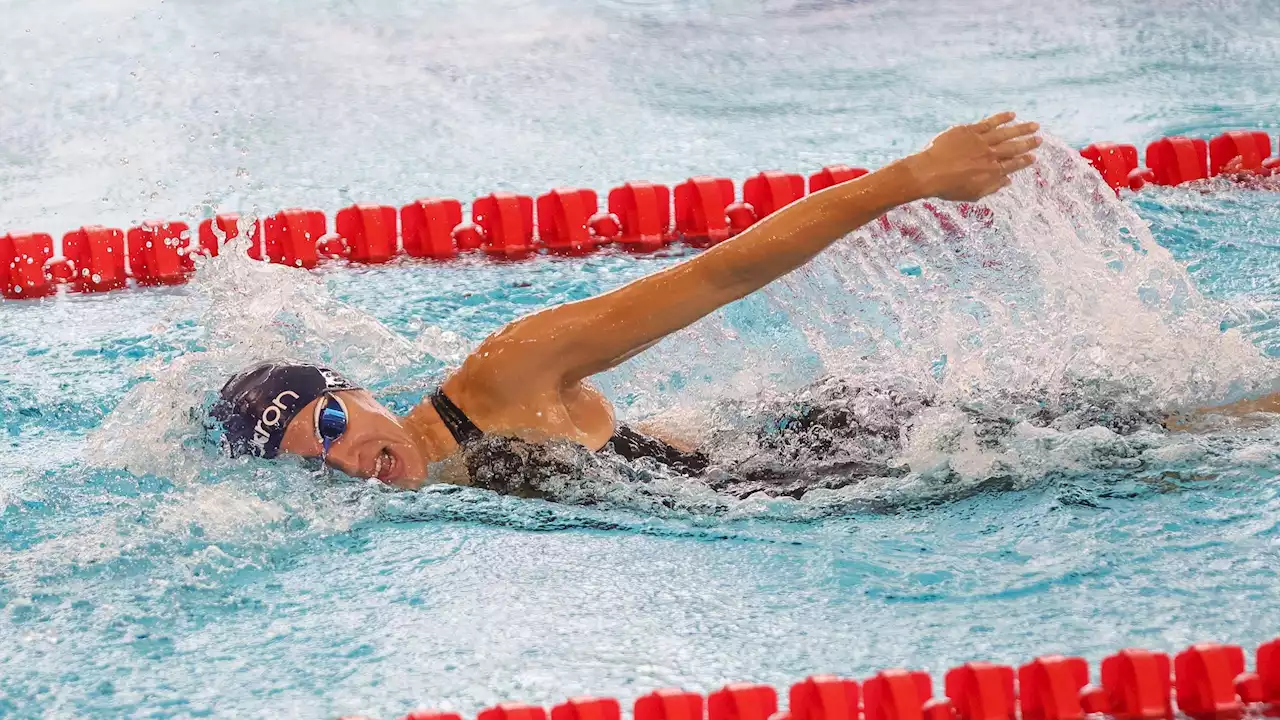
373, 448, 398, 483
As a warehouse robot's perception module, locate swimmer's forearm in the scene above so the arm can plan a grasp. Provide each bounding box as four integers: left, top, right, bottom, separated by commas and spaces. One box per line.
1177, 392, 1280, 425
696, 156, 928, 297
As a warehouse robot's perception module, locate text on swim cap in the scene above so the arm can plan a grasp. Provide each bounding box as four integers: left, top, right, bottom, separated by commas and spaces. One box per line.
250, 390, 301, 452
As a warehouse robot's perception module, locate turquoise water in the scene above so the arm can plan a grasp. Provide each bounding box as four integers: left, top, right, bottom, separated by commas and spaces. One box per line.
3, 1, 1280, 718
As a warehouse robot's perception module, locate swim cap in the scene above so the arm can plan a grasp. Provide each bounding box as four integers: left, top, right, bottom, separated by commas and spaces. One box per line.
210, 361, 359, 459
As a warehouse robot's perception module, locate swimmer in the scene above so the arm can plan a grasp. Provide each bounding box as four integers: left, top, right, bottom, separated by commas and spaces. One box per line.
209, 113, 1062, 491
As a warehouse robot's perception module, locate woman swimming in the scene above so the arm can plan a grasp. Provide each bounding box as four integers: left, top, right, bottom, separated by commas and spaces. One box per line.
210, 112, 1049, 491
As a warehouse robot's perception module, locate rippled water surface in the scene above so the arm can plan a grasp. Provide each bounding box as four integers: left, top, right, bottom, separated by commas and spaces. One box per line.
2, 0, 1280, 718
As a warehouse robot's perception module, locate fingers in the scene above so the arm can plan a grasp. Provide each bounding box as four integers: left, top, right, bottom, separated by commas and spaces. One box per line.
984, 121, 1040, 145
993, 135, 1042, 159
971, 111, 1017, 133
999, 153, 1037, 174
973, 176, 1013, 200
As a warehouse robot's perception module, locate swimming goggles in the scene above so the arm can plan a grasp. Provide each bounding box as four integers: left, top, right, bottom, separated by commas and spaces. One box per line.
314, 393, 349, 456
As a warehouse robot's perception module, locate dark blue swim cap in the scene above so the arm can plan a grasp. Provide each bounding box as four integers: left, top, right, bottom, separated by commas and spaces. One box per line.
210, 361, 359, 458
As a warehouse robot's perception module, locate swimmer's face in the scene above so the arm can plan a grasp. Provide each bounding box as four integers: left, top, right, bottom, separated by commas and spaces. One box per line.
278, 390, 426, 489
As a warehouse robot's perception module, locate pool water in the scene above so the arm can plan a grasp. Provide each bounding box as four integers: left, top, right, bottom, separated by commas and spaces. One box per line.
3, 0, 1280, 718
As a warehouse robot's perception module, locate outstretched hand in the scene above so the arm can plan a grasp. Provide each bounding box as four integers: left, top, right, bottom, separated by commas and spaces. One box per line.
912, 112, 1041, 202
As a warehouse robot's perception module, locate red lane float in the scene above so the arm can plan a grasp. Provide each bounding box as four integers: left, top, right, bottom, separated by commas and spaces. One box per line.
1018, 656, 1090, 720
1101, 649, 1172, 720
1146, 136, 1209, 186
336, 204, 398, 264
607, 182, 671, 252
4, 128, 1279, 302
945, 663, 1015, 720
401, 198, 463, 260
1080, 143, 1140, 192
473, 193, 535, 258
552, 698, 621, 720
1261, 638, 1280, 705
786, 676, 859, 720
127, 220, 192, 285
809, 165, 869, 193
634, 690, 703, 720
863, 669, 936, 720
343, 637, 1280, 720
1174, 644, 1245, 720
63, 226, 127, 293
537, 188, 600, 255
743, 171, 805, 220
1209, 131, 1272, 176
0, 232, 56, 299
197, 213, 251, 257
674, 176, 734, 247
708, 684, 777, 720
260, 209, 326, 268
478, 704, 547, 720
725, 202, 757, 235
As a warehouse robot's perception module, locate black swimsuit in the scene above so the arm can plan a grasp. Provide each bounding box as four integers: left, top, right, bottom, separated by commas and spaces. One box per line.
428, 388, 711, 486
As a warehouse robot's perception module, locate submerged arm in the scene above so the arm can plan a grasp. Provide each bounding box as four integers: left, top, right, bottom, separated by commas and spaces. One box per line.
472, 113, 1040, 388
1166, 392, 1280, 430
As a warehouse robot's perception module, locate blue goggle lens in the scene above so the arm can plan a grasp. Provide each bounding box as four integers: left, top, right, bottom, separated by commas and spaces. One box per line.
317, 395, 348, 454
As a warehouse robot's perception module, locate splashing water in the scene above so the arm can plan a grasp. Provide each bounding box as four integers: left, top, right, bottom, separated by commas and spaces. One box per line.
84, 139, 1277, 514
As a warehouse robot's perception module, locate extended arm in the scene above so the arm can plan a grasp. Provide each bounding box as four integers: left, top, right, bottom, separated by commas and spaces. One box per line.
1166, 392, 1280, 430
472, 113, 1040, 387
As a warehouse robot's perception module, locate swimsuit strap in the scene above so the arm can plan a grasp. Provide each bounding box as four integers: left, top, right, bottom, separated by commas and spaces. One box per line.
428, 388, 485, 446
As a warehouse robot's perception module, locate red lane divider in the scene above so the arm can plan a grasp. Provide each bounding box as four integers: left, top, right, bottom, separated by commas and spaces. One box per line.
4, 127, 1276, 302
1018, 656, 1090, 720
478, 704, 548, 720
809, 165, 869, 193
1175, 644, 1245, 720
1147, 137, 1210, 187
708, 684, 777, 720
337, 204, 398, 264
335, 637, 1280, 720
538, 188, 600, 255
1261, 638, 1280, 705
1210, 131, 1271, 176
128, 220, 192, 285
0, 232, 56, 299
674, 176, 735, 247
401, 198, 463, 260
197, 213, 246, 257
634, 689, 703, 720
945, 663, 1015, 720
261, 208, 326, 268
744, 171, 805, 220
1101, 649, 1172, 720
63, 226, 127, 293
1080, 130, 1275, 194
608, 182, 672, 252
786, 676, 859, 720
1080, 143, 1140, 192
474, 192, 535, 258
553, 698, 622, 720
863, 669, 935, 720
